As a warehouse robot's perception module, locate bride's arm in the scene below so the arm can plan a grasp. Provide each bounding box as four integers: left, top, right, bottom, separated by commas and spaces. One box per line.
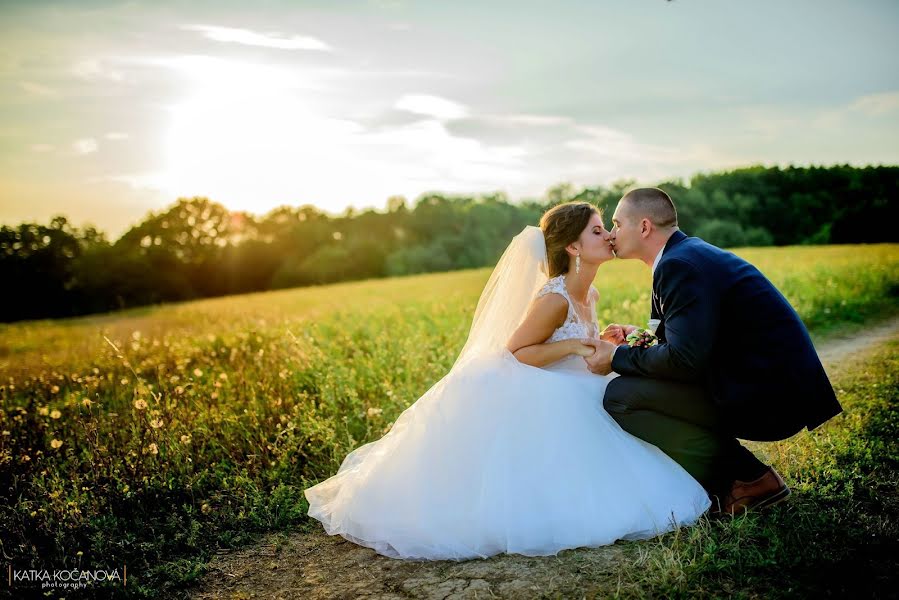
506, 294, 595, 367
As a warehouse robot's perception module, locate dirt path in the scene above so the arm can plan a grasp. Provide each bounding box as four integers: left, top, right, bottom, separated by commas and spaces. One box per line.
814, 314, 899, 369
189, 316, 899, 600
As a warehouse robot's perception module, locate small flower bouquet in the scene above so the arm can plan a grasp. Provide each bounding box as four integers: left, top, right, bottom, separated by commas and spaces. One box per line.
626, 328, 659, 348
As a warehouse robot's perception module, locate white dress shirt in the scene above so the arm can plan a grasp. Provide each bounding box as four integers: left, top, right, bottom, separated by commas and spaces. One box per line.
650, 244, 665, 277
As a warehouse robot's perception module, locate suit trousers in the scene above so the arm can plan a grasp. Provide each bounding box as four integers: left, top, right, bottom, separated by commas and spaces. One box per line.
603, 375, 768, 496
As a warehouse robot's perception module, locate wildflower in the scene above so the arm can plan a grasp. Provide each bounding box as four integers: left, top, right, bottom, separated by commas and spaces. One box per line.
367, 407, 384, 417
193, 368, 203, 377
133, 399, 148, 410
180, 434, 192, 444
218, 373, 228, 381
50, 410, 62, 420
50, 439, 63, 449
201, 503, 211, 514
147, 443, 158, 455
38, 406, 49, 416
150, 418, 164, 429
82, 398, 92, 407
50, 385, 60, 394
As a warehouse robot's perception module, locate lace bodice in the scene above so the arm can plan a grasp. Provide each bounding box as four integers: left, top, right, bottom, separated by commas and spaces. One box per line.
536, 275, 600, 343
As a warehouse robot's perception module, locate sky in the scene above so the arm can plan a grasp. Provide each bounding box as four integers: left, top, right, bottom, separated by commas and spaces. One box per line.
1, 0, 897, 239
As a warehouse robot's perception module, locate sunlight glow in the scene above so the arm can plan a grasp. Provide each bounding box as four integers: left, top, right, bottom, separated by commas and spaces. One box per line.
160, 56, 367, 214
156, 55, 531, 214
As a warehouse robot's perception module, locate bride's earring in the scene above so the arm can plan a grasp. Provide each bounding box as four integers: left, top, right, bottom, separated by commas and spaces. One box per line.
575, 253, 581, 274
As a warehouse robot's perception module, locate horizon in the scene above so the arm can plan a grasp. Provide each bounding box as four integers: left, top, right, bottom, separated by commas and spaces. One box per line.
1, 0, 897, 239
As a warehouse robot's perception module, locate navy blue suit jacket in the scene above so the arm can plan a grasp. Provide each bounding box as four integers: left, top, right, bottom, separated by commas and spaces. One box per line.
610, 230, 842, 441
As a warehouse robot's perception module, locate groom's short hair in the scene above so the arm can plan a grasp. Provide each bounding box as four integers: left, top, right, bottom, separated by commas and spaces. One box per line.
621, 188, 678, 228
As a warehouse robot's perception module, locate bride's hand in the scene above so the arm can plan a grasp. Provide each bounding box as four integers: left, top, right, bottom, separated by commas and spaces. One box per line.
600, 324, 626, 345
570, 338, 597, 357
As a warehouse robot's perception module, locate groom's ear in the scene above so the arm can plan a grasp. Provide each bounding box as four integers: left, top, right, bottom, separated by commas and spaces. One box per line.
640, 218, 653, 238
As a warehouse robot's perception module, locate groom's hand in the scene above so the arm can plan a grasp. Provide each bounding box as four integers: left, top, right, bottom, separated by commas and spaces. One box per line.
583, 339, 616, 375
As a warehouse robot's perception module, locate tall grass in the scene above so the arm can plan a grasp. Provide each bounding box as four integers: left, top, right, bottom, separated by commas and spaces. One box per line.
0, 243, 897, 598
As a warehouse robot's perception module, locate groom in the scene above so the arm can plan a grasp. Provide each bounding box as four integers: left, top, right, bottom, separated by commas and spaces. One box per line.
585, 187, 843, 514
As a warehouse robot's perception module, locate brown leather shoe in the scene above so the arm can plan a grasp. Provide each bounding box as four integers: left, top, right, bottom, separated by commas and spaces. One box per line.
715, 466, 791, 516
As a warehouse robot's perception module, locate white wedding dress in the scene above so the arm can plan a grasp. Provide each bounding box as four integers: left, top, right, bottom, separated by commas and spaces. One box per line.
304, 262, 712, 560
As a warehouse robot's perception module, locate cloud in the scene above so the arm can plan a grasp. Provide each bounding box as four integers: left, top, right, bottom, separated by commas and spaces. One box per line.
104, 132, 129, 140
848, 91, 899, 116
564, 124, 681, 162
72, 138, 98, 155
19, 81, 59, 98
137, 54, 332, 93
357, 119, 527, 174
806, 91, 899, 130
395, 94, 468, 120
71, 59, 127, 82
180, 24, 332, 51
497, 114, 574, 127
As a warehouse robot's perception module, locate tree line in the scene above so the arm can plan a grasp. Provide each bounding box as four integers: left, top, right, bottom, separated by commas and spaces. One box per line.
2, 164, 896, 323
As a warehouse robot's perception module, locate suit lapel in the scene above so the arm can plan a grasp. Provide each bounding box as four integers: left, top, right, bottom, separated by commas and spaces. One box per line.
651, 230, 687, 319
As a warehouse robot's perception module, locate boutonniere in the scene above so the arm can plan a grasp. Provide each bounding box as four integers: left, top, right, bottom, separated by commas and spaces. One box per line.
626, 328, 659, 348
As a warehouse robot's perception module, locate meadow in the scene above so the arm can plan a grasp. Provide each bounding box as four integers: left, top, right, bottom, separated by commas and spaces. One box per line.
1, 243, 897, 598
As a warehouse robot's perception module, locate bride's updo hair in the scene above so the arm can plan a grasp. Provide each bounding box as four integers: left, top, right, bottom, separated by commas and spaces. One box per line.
539, 201, 601, 277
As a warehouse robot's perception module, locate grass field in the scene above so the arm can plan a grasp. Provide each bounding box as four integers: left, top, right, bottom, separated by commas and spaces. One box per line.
1, 243, 897, 598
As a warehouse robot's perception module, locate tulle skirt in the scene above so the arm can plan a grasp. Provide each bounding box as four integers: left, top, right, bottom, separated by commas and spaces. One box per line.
303, 350, 711, 560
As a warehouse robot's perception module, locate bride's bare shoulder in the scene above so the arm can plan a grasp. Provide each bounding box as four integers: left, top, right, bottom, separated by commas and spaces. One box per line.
534, 290, 568, 307
527, 291, 568, 325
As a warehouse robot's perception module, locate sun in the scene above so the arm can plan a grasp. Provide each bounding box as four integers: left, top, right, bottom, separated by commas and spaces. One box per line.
158, 55, 365, 215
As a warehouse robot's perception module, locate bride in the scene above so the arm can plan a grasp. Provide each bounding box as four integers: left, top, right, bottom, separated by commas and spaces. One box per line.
303, 201, 711, 560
